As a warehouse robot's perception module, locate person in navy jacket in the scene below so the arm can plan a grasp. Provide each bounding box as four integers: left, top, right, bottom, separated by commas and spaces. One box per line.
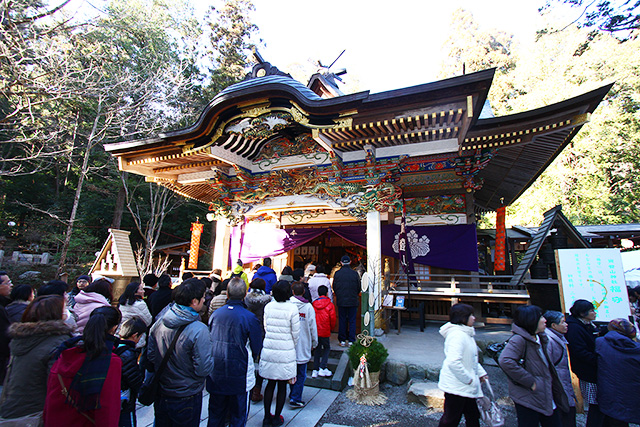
207, 277, 263, 427
253, 258, 278, 295
596, 318, 640, 427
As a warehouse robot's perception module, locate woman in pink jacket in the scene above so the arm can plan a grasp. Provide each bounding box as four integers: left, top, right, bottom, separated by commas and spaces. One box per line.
71, 279, 112, 334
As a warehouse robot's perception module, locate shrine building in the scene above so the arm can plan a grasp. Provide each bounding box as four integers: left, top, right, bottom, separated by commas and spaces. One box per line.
105, 59, 610, 325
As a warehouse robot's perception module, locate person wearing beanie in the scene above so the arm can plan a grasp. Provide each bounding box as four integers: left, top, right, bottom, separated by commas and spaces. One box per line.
596, 318, 640, 426
67, 275, 91, 309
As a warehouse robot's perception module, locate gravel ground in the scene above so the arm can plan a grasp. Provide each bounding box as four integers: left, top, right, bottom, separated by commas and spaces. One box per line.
316, 365, 589, 427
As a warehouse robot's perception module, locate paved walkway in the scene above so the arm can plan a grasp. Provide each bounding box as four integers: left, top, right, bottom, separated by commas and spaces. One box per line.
135, 386, 340, 427
134, 321, 510, 427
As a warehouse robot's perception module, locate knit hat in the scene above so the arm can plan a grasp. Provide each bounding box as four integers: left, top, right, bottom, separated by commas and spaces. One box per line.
607, 318, 637, 339
76, 275, 92, 283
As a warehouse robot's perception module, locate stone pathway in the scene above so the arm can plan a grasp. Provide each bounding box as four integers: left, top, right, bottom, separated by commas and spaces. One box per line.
135, 386, 340, 427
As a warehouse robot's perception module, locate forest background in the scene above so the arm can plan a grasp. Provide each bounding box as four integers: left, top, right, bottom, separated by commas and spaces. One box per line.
0, 0, 638, 279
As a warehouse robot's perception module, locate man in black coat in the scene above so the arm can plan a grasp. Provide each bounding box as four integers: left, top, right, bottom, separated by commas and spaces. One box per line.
332, 256, 360, 346
148, 273, 173, 322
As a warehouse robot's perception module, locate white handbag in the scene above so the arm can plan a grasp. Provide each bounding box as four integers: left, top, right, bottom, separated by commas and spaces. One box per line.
476, 379, 504, 427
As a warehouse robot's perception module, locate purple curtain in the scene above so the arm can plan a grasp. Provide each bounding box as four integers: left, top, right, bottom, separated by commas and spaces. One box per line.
381, 224, 478, 271
230, 223, 325, 264
329, 226, 366, 248
229, 222, 478, 271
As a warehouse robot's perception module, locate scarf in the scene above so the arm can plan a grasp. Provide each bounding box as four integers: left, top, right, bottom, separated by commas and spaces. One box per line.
59, 335, 117, 412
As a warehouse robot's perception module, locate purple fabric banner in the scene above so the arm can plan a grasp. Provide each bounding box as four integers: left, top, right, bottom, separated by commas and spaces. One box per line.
229, 222, 478, 272
381, 224, 478, 272
230, 223, 325, 264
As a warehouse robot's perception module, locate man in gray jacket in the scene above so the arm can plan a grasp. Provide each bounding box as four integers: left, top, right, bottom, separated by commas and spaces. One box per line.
148, 278, 213, 427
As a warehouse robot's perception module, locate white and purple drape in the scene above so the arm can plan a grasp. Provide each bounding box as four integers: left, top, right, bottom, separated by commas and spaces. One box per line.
229, 222, 478, 272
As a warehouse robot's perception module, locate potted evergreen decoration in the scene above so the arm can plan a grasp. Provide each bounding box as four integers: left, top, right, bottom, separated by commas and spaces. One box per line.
346, 332, 389, 405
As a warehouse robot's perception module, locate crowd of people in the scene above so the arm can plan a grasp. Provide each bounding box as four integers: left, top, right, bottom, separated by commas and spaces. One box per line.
2, 262, 637, 427
438, 300, 640, 427
0, 256, 354, 427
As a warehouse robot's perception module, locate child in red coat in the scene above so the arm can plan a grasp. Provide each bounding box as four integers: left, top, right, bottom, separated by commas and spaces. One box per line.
312, 285, 336, 377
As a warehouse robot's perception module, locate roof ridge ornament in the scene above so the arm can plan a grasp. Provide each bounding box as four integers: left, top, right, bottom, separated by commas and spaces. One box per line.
244, 49, 292, 80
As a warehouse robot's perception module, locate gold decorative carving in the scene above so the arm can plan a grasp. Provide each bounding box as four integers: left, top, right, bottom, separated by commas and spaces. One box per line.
334, 117, 353, 127
242, 105, 271, 117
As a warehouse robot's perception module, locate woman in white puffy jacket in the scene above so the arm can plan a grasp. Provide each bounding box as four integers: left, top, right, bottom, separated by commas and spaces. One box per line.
259, 280, 300, 427
117, 282, 152, 347
438, 303, 488, 427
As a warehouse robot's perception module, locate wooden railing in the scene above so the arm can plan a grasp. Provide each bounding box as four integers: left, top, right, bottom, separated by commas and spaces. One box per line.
387, 273, 528, 297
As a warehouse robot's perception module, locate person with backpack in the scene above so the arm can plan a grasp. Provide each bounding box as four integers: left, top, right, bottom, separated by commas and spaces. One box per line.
543, 311, 577, 427
115, 317, 146, 427
499, 305, 568, 427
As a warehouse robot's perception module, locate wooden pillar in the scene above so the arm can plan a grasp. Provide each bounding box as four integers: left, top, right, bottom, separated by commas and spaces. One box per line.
465, 190, 484, 324
365, 210, 382, 335
212, 220, 231, 277
465, 191, 475, 225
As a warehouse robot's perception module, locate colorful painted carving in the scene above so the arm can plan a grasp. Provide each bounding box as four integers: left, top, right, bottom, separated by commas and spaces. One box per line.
226, 112, 293, 140
405, 195, 465, 215
254, 132, 326, 161
399, 156, 457, 173
207, 167, 403, 223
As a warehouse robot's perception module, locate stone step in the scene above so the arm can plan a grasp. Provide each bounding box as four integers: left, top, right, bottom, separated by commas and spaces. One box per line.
306, 357, 341, 373
304, 351, 350, 391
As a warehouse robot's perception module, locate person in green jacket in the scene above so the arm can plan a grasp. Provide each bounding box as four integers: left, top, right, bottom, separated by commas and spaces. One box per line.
232, 259, 249, 289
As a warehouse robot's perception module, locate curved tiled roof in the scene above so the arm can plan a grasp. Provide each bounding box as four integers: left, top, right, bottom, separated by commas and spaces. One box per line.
216, 75, 323, 101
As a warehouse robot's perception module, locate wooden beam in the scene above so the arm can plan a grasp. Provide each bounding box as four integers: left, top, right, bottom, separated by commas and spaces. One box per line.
312, 129, 334, 153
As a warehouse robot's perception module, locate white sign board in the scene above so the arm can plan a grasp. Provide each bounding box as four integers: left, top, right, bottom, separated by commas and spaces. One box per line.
556, 248, 631, 322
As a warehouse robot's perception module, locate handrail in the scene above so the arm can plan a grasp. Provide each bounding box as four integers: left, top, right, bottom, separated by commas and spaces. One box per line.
387, 272, 527, 296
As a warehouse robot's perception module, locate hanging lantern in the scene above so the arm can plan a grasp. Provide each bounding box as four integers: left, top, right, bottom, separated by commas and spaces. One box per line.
188, 220, 204, 269
495, 206, 506, 271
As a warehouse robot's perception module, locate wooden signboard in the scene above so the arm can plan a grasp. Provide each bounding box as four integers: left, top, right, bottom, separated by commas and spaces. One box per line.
556, 248, 631, 321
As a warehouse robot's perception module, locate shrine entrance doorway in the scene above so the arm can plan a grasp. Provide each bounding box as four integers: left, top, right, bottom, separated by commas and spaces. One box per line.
288, 230, 366, 276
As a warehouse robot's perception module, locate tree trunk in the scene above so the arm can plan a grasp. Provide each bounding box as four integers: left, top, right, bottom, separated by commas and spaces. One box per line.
57, 101, 102, 277
111, 173, 127, 229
